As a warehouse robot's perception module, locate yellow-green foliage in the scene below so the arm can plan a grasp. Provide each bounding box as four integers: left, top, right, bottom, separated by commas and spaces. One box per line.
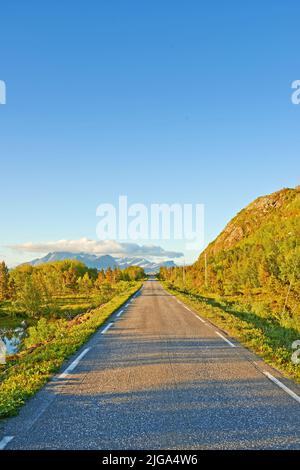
0, 258, 145, 325
160, 187, 300, 325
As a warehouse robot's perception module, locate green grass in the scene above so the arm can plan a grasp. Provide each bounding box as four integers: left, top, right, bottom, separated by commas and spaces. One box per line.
51, 294, 100, 318
0, 301, 28, 329
162, 282, 300, 384
0, 282, 142, 419
0, 293, 105, 329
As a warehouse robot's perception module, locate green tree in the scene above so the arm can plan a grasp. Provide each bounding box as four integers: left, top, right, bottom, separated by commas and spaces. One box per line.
16, 276, 43, 317
0, 261, 9, 301
63, 267, 78, 291
78, 272, 93, 293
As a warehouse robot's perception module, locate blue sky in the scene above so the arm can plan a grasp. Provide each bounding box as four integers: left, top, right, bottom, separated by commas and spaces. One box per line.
0, 1, 299, 266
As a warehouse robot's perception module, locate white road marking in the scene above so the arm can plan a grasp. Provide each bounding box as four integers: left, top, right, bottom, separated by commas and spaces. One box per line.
0, 436, 14, 450
174, 296, 208, 324
59, 348, 91, 379
125, 303, 130, 307
263, 371, 300, 404
172, 293, 236, 336
117, 309, 124, 317
193, 314, 206, 324
215, 331, 236, 348
101, 322, 113, 334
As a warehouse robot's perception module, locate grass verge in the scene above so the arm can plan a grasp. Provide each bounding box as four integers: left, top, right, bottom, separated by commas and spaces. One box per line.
162, 282, 300, 384
0, 293, 109, 329
0, 282, 142, 419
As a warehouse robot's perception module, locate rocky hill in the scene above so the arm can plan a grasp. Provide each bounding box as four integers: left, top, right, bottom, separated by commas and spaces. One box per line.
204, 186, 300, 257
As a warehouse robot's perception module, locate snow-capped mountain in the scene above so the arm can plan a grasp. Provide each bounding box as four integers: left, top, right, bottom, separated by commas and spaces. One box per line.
28, 252, 118, 270
26, 252, 176, 273
115, 257, 176, 273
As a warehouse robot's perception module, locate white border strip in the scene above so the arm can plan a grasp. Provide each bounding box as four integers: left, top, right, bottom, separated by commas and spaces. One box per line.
59, 348, 90, 379
215, 331, 236, 348
174, 296, 207, 324
193, 314, 206, 324
263, 371, 300, 404
101, 322, 113, 334
117, 309, 124, 317
0, 436, 14, 450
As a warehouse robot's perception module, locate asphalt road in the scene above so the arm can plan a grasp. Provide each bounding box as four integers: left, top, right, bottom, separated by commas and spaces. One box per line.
1, 280, 300, 450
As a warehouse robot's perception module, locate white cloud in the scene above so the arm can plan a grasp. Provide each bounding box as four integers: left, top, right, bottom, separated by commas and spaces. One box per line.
7, 238, 184, 259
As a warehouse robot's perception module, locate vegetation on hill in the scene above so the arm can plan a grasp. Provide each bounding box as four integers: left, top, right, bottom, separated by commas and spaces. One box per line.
160, 186, 300, 382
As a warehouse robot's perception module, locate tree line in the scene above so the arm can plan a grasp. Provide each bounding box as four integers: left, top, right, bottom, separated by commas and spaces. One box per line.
0, 260, 145, 318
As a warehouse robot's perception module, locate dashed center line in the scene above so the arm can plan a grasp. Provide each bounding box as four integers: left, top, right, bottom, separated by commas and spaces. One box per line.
0, 436, 14, 450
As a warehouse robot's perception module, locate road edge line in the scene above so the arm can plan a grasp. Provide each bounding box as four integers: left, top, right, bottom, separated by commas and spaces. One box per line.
263, 371, 300, 404
215, 331, 236, 348
58, 347, 91, 379
101, 322, 113, 335
0, 436, 14, 450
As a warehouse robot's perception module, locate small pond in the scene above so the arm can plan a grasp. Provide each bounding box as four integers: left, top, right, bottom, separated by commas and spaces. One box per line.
0, 324, 27, 355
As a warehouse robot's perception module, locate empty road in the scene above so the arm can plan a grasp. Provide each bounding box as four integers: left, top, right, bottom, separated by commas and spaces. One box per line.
1, 280, 300, 450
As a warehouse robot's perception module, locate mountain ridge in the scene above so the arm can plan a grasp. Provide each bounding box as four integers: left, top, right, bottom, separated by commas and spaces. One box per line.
26, 251, 176, 274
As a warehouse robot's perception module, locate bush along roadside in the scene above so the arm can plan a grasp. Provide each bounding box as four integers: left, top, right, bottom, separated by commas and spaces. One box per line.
0, 282, 142, 418
162, 282, 300, 384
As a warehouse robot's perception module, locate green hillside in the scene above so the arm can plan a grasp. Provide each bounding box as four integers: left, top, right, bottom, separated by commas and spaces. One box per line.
160, 186, 300, 382
163, 186, 300, 317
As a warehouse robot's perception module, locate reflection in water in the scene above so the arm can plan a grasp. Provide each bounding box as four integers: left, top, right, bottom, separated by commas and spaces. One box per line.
0, 323, 27, 354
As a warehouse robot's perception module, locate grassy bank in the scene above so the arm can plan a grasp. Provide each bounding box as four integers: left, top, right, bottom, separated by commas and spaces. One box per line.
162, 282, 300, 384
0, 293, 109, 330
0, 282, 142, 418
